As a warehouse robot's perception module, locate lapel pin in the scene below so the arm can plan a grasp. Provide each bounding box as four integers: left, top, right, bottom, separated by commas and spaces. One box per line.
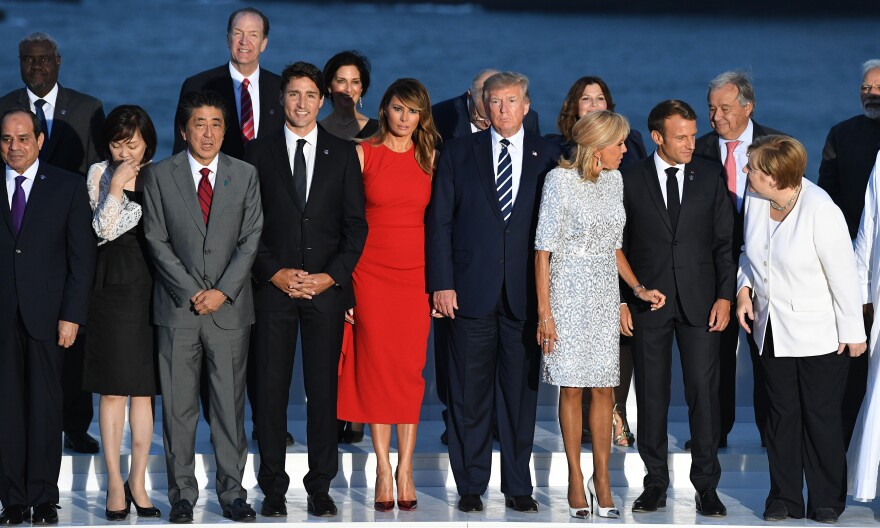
531, 151, 537, 156
323, 149, 329, 155
224, 179, 229, 187
60, 109, 67, 116
689, 170, 695, 181
40, 174, 46, 180
269, 109, 275, 115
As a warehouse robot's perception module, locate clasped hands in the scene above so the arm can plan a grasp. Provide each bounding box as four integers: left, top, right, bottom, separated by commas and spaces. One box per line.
190, 289, 227, 315
271, 268, 334, 299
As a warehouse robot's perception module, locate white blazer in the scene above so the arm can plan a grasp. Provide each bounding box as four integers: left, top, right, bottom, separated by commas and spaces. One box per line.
737, 179, 865, 357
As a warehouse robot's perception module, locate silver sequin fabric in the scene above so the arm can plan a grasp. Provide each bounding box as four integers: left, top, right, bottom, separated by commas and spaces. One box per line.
535, 167, 625, 387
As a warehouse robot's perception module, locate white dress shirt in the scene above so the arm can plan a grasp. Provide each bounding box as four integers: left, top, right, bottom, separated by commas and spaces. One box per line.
491, 125, 525, 204
187, 152, 219, 190
229, 62, 261, 137
718, 119, 754, 212
5, 161, 39, 208
284, 124, 319, 200
652, 151, 684, 206
26, 83, 58, 138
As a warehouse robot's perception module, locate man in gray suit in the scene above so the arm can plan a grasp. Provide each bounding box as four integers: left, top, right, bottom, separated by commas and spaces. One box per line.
143, 90, 263, 524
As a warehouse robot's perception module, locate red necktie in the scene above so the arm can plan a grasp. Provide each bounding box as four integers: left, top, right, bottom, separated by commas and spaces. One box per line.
724, 140, 741, 205
241, 78, 254, 143
197, 167, 213, 225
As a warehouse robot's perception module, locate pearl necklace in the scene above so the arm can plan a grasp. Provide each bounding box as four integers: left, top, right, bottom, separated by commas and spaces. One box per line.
769, 184, 801, 211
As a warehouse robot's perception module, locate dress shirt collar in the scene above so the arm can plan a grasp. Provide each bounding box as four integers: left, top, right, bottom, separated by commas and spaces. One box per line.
229, 61, 260, 88
284, 123, 319, 149
186, 151, 219, 186
490, 124, 524, 151
6, 160, 39, 182
653, 151, 684, 177
26, 84, 58, 109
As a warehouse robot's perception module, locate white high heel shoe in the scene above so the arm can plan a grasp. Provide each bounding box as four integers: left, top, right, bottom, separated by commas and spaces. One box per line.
588, 477, 620, 519
568, 499, 590, 519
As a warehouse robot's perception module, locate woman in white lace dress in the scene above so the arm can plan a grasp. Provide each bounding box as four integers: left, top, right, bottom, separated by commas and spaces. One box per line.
535, 110, 664, 519
82, 106, 160, 520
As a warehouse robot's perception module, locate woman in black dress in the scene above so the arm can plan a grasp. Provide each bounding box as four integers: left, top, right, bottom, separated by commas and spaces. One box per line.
319, 50, 379, 142
83, 106, 160, 520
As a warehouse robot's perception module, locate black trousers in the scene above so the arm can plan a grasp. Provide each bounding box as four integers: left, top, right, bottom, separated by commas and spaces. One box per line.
717, 319, 738, 441
446, 291, 539, 496
252, 305, 344, 496
62, 334, 93, 435
433, 317, 451, 430
760, 320, 849, 518
631, 297, 721, 492
746, 327, 769, 446
0, 310, 65, 505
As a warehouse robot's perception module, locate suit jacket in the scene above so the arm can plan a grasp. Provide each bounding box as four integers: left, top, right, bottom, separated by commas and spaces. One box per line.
0, 85, 105, 177
738, 179, 865, 356
431, 92, 541, 143
694, 120, 784, 260
620, 155, 735, 327
245, 126, 367, 314
143, 151, 263, 329
172, 64, 284, 160
818, 114, 880, 239
0, 162, 96, 340
425, 129, 561, 320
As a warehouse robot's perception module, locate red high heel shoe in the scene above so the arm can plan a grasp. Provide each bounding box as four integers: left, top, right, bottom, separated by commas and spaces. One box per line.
395, 467, 418, 511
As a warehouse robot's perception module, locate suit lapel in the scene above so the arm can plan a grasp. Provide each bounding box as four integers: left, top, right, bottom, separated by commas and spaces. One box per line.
257, 67, 278, 137
473, 131, 505, 225
40, 85, 67, 159
221, 70, 241, 133
207, 154, 233, 233
676, 164, 699, 232
17, 166, 49, 239
1, 173, 14, 237
509, 133, 541, 224
307, 129, 335, 213
453, 93, 472, 139
641, 160, 672, 233
271, 131, 301, 213
170, 154, 207, 236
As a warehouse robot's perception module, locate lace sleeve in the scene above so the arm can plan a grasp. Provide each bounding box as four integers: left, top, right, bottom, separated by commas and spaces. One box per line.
89, 161, 142, 243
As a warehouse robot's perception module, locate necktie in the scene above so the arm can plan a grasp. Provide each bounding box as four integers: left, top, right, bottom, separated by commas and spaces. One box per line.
197, 167, 213, 225
293, 138, 307, 208
724, 140, 741, 206
665, 167, 680, 231
34, 99, 49, 139
496, 138, 513, 222
11, 175, 26, 235
241, 78, 254, 143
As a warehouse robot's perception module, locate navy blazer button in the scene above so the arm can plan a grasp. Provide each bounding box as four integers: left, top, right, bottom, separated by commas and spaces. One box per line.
15, 249, 21, 254
203, 275, 210, 280
306, 247, 312, 250
505, 229, 510, 234
303, 218, 309, 222
672, 240, 679, 246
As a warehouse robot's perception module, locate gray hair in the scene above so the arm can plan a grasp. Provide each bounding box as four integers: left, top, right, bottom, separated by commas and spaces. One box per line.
470, 69, 499, 99
19, 32, 60, 56
482, 71, 530, 103
708, 71, 755, 107
862, 59, 880, 80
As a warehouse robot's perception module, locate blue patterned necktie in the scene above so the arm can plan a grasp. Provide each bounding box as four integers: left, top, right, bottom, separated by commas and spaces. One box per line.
496, 138, 513, 222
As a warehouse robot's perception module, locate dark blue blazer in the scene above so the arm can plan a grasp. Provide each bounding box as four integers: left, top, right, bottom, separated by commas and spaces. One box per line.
431, 92, 541, 143
0, 162, 96, 340
425, 129, 561, 320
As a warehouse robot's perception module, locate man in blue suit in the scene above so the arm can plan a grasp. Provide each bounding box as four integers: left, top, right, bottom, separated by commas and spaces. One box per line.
426, 72, 561, 514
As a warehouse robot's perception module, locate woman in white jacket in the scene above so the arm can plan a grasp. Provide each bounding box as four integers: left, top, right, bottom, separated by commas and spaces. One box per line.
736, 135, 866, 524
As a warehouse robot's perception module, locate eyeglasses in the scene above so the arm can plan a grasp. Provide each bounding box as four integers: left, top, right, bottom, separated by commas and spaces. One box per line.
19, 55, 56, 66
861, 84, 880, 94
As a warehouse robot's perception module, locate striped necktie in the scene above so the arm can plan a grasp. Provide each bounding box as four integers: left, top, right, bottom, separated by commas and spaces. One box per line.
197, 167, 213, 225
241, 78, 254, 143
496, 138, 513, 222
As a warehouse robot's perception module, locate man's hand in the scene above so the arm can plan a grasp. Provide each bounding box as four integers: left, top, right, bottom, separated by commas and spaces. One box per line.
432, 290, 458, 319
708, 298, 731, 332
289, 272, 335, 299
57, 320, 79, 349
191, 289, 227, 315
620, 304, 634, 337
270, 268, 305, 294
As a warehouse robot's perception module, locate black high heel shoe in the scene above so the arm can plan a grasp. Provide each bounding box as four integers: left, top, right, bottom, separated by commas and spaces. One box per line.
105, 489, 129, 521
124, 482, 161, 517
395, 467, 418, 511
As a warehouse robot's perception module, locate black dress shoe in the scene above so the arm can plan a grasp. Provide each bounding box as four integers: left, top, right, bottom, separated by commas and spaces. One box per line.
222, 498, 256, 522
505, 495, 538, 513
457, 494, 483, 513
260, 495, 287, 517
63, 432, 99, 454
440, 430, 448, 445
31, 504, 59, 526
632, 486, 666, 512
307, 492, 337, 517
0, 505, 29, 525
695, 488, 727, 517
168, 499, 194, 524
812, 508, 840, 524
763, 499, 789, 521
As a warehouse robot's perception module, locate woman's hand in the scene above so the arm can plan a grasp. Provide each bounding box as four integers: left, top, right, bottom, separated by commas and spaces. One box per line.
636, 288, 666, 311
736, 288, 754, 333
344, 308, 354, 324
537, 316, 559, 355
839, 341, 867, 357
110, 158, 141, 190
620, 304, 634, 337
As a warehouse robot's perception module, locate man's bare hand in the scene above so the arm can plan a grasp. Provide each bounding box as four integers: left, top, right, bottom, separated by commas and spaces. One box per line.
708, 299, 731, 332
290, 272, 335, 299
57, 320, 79, 349
191, 289, 227, 314
432, 290, 458, 319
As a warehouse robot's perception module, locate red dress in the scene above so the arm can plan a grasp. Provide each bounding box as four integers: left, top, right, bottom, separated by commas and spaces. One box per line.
337, 141, 432, 424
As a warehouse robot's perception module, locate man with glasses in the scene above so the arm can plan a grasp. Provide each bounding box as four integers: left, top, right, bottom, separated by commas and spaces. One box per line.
0, 31, 106, 455
818, 58, 880, 448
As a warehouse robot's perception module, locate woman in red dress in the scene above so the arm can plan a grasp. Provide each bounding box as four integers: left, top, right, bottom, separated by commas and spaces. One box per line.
337, 78, 440, 511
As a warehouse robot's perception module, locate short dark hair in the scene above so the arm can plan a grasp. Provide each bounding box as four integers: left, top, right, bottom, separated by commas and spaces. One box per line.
175, 91, 228, 134
102, 105, 157, 163
280, 62, 325, 96
1, 107, 41, 138
647, 99, 697, 135
227, 7, 269, 37
322, 50, 371, 101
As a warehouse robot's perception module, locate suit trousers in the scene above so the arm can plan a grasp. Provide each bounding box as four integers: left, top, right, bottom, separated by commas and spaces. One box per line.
631, 297, 721, 492
0, 309, 65, 506
61, 335, 94, 435
252, 305, 344, 496
433, 318, 451, 430
156, 321, 250, 508
760, 319, 849, 518
746, 327, 769, 446
718, 320, 739, 441
447, 290, 539, 496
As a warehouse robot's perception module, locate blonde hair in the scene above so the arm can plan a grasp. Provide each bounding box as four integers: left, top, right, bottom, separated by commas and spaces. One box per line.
559, 110, 630, 182
747, 135, 806, 190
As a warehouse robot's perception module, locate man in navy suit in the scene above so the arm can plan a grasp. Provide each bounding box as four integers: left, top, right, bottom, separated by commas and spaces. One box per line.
0, 32, 105, 455
426, 72, 560, 514
0, 108, 96, 525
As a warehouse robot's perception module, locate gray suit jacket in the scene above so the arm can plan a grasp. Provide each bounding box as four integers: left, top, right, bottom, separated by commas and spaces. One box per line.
143, 151, 263, 329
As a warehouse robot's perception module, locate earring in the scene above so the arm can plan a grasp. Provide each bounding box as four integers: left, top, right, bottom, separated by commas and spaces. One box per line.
596, 157, 601, 168
359, 98, 364, 109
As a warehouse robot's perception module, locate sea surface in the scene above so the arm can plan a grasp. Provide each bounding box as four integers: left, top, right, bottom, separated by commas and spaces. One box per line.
1, 0, 879, 178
